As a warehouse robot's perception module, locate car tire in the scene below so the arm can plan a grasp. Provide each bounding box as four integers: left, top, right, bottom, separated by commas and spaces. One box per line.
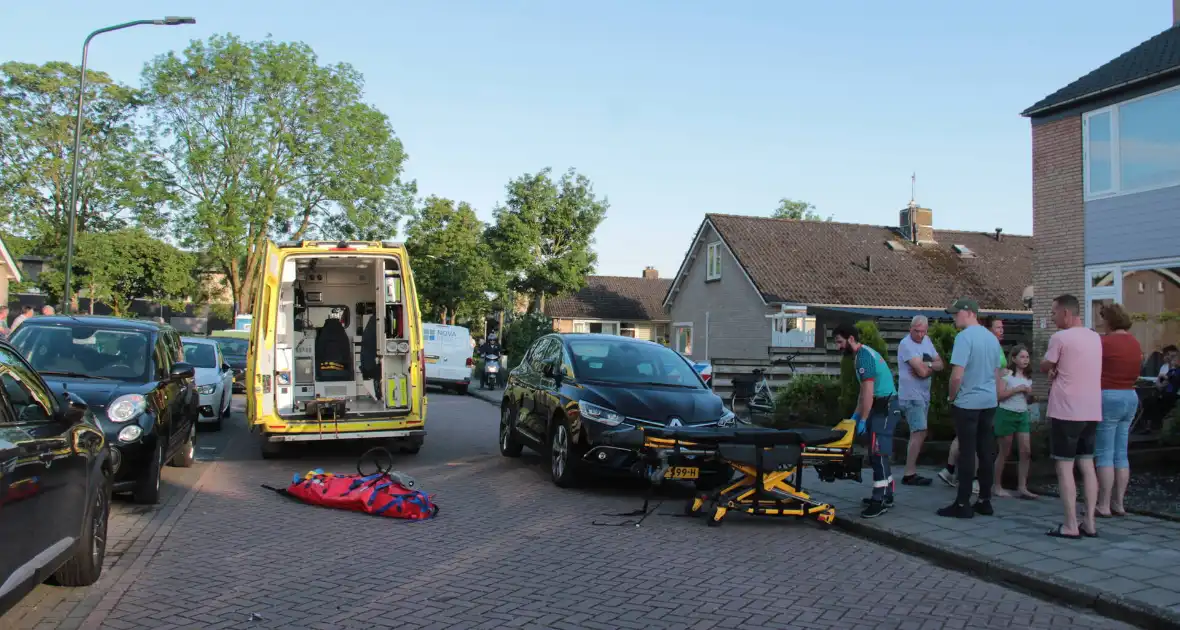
499, 405, 524, 458
260, 435, 284, 460
133, 442, 164, 505
54, 472, 111, 587
170, 425, 196, 468
549, 415, 579, 488
454, 383, 469, 395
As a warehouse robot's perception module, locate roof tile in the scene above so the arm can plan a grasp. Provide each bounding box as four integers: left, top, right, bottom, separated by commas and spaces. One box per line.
546, 276, 673, 321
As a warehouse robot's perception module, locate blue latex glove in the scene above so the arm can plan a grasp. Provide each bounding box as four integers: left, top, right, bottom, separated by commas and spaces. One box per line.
852, 412, 866, 435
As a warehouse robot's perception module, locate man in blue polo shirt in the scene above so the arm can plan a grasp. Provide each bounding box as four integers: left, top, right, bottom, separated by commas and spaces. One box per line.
834, 324, 901, 519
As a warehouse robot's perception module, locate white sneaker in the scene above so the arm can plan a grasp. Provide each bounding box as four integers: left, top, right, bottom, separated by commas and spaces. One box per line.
938, 468, 957, 487
972, 480, 980, 495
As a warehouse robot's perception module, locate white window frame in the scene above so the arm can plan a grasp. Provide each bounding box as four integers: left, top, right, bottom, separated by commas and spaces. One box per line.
1083, 257, 1180, 328
705, 242, 722, 281
573, 320, 620, 335
767, 306, 817, 349
1083, 84, 1180, 201
672, 322, 694, 355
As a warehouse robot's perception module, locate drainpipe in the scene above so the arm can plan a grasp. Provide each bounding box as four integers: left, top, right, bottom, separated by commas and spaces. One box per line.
705, 311, 710, 361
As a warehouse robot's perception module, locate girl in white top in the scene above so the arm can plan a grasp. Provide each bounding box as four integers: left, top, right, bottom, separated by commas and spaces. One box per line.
993, 346, 1038, 499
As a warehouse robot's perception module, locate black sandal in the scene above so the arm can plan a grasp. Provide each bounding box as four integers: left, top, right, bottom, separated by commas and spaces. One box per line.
1082, 527, 1098, 538
1046, 525, 1081, 539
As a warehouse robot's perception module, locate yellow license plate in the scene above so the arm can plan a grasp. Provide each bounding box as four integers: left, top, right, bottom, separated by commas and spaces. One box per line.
664, 466, 700, 480
426, 357, 438, 364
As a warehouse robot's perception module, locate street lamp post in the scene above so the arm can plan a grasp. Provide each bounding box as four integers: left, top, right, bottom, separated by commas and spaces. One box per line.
62, 16, 196, 314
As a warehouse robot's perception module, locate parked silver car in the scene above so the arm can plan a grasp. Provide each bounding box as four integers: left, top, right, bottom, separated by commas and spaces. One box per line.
180, 337, 234, 430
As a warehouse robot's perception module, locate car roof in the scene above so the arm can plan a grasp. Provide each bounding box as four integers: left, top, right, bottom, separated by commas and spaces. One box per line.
555, 333, 662, 347
181, 336, 218, 345
17, 315, 169, 333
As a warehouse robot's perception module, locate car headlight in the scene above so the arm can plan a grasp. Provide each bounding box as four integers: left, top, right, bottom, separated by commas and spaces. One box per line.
107, 394, 147, 423
117, 425, 143, 443
578, 400, 624, 426
197, 384, 216, 395
719, 407, 736, 427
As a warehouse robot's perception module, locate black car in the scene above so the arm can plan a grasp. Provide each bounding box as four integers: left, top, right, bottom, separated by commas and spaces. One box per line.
213, 337, 248, 393
0, 339, 111, 615
9, 316, 199, 505
498, 333, 735, 487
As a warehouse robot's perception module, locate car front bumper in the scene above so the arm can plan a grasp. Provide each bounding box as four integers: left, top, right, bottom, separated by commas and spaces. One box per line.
197, 390, 222, 421
577, 420, 729, 482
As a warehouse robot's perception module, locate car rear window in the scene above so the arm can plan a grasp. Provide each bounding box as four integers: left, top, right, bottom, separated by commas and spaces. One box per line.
182, 342, 219, 368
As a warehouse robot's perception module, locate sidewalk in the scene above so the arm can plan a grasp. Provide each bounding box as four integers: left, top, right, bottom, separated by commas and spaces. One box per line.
806, 466, 1180, 629
466, 384, 503, 405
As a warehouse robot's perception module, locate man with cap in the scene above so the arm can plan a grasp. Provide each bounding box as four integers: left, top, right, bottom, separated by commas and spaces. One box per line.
938, 297, 1003, 519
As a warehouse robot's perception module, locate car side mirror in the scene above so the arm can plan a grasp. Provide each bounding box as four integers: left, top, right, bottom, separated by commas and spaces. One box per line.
169, 362, 196, 381
222, 362, 232, 372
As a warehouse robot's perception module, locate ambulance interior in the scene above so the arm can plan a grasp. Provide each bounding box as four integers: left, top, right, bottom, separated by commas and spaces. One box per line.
273, 254, 413, 417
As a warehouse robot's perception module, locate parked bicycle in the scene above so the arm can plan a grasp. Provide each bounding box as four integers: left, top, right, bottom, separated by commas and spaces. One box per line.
728, 355, 797, 417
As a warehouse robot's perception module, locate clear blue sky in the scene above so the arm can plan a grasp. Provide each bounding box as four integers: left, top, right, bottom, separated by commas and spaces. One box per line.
2, 2, 1174, 277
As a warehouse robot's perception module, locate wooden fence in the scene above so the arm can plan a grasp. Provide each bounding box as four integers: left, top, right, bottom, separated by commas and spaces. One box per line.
710, 317, 1032, 399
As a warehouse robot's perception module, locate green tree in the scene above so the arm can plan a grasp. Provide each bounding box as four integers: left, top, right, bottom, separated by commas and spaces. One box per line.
502, 312, 555, 369
37, 229, 197, 316
926, 321, 959, 440
141, 34, 412, 312
0, 61, 172, 253
838, 320, 889, 414
772, 198, 830, 221
404, 196, 499, 324
484, 168, 608, 312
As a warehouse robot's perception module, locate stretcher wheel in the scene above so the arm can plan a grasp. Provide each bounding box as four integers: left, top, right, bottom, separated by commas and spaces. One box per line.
707, 506, 726, 527
818, 509, 836, 528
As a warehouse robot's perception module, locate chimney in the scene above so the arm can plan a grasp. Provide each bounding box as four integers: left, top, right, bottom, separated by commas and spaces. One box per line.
899, 200, 936, 244
994, 227, 1003, 242
642, 266, 659, 280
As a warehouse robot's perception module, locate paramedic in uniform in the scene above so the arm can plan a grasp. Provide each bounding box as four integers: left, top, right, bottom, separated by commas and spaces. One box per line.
833, 324, 901, 519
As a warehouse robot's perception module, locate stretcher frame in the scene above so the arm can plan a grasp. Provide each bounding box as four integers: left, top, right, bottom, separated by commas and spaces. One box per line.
621, 420, 863, 528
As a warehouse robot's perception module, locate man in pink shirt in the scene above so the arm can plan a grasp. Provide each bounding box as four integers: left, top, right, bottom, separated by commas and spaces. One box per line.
1040, 294, 1102, 540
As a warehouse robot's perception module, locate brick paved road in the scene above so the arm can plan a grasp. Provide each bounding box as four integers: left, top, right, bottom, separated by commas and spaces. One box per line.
3, 391, 1131, 629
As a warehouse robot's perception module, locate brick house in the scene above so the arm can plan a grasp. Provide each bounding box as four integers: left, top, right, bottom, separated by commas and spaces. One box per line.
662, 209, 1033, 363
1022, 6, 1180, 363
546, 268, 673, 343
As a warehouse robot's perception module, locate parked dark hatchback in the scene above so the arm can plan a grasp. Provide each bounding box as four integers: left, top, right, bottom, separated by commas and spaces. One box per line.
498, 334, 735, 487
9, 316, 199, 505
0, 339, 111, 615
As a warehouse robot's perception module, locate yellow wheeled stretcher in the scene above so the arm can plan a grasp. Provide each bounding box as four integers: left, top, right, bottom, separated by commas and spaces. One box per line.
602, 420, 862, 527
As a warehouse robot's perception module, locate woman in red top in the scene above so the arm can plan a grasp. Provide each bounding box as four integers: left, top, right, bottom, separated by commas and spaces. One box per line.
1094, 303, 1143, 517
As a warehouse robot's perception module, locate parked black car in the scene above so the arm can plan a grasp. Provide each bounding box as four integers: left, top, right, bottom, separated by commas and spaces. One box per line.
498, 333, 735, 487
214, 336, 248, 393
9, 316, 199, 505
0, 339, 111, 615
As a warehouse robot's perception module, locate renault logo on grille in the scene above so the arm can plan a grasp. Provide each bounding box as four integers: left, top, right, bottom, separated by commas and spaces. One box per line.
668, 417, 682, 427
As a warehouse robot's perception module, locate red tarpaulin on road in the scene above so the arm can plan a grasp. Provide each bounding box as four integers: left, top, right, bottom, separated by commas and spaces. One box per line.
275, 469, 438, 520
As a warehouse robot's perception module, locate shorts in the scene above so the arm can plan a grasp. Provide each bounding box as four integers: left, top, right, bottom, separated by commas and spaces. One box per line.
994, 408, 1030, 437
899, 399, 929, 431
1050, 418, 1098, 461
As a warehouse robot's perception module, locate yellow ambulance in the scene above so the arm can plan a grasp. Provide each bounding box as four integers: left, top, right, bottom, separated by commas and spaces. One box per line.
245, 240, 427, 458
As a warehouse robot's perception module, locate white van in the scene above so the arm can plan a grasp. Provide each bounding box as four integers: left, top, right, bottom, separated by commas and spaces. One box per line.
423, 324, 474, 394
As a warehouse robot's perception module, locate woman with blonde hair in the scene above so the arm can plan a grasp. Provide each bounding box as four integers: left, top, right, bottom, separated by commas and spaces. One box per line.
1095, 302, 1142, 517
993, 345, 1038, 499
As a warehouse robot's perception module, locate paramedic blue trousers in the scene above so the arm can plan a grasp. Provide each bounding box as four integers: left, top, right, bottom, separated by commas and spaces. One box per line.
869, 397, 902, 502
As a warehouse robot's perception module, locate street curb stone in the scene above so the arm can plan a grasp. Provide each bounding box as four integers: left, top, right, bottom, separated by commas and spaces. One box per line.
832, 514, 1180, 630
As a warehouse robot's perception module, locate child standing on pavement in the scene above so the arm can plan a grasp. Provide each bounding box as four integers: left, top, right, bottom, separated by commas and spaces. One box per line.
992, 346, 1038, 499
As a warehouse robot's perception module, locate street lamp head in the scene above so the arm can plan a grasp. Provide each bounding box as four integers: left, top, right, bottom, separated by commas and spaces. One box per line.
158, 16, 196, 25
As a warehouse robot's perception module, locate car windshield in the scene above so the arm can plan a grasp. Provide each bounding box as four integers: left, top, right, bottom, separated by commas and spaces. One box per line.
216, 338, 248, 357
182, 342, 218, 368
10, 323, 152, 382
566, 338, 703, 388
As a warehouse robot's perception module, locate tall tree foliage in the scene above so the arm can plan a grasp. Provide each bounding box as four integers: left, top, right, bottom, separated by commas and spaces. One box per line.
405, 196, 498, 324
772, 198, 830, 221
37, 228, 197, 316
141, 34, 412, 312
484, 168, 608, 312
0, 61, 172, 254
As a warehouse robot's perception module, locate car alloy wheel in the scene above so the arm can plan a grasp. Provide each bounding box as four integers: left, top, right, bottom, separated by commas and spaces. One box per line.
154, 445, 163, 493
551, 424, 569, 480
91, 483, 109, 565
500, 408, 512, 451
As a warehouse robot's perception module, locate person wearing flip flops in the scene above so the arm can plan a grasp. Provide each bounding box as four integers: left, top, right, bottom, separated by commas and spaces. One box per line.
1094, 302, 1142, 519
937, 298, 1002, 519
1040, 294, 1103, 540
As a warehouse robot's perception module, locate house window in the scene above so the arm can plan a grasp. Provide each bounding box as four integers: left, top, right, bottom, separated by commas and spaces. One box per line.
1083, 86, 1180, 199
769, 309, 817, 349
705, 242, 722, 281
673, 323, 693, 355
620, 323, 636, 338
1084, 260, 1180, 356
573, 320, 619, 335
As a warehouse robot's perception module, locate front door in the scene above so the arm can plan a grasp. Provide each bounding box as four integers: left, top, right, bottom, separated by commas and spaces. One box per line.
0, 348, 83, 600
